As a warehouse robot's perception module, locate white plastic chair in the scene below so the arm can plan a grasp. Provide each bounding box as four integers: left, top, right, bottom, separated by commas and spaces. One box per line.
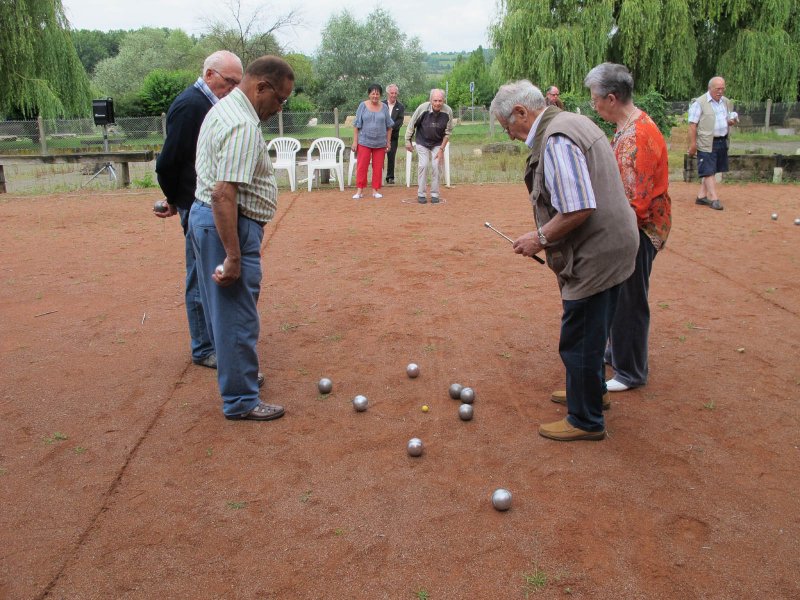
266, 137, 301, 191
406, 143, 451, 188
347, 147, 356, 186
304, 137, 345, 192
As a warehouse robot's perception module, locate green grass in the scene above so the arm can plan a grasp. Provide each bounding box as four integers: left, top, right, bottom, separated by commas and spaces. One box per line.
522, 568, 548, 595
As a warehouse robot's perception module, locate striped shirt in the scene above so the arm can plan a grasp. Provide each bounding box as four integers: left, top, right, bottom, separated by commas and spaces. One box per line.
526, 113, 597, 213
195, 87, 277, 224
688, 92, 729, 137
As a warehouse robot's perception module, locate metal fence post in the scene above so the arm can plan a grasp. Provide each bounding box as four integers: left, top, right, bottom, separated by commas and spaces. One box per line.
161, 113, 167, 139
38, 116, 47, 155
278, 112, 284, 136
764, 99, 772, 132
334, 108, 339, 139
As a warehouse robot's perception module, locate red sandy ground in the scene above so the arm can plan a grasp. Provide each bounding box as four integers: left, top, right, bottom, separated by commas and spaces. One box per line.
0, 182, 799, 599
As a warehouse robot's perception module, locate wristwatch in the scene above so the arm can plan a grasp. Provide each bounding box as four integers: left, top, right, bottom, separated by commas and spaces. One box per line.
537, 228, 550, 248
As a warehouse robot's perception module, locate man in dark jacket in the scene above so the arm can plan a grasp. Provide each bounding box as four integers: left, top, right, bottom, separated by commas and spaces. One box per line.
154, 50, 243, 369
382, 83, 404, 184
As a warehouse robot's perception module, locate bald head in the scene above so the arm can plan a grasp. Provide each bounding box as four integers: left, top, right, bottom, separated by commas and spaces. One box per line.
202, 50, 243, 99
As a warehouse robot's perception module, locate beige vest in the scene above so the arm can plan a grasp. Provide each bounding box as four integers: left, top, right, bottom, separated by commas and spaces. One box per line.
524, 107, 639, 300
694, 94, 733, 153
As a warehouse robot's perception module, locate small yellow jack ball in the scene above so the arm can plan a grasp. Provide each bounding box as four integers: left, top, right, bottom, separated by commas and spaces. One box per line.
421, 405, 429, 412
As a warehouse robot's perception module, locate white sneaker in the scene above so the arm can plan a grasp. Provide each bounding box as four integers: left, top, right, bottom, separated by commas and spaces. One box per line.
372, 192, 383, 198
352, 192, 363, 199
605, 378, 630, 392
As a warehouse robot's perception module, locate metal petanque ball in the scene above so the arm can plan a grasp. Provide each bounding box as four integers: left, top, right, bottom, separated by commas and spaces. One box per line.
406, 363, 420, 378
318, 378, 333, 394
492, 488, 513, 511
794, 218, 800, 226
460, 387, 475, 404
771, 213, 778, 220
153, 199, 169, 213
215, 264, 224, 276
449, 383, 463, 400
458, 403, 474, 421
353, 394, 368, 412
407, 437, 424, 457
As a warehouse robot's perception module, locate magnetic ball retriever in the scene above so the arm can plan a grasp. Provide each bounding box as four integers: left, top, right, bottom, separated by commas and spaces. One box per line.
318, 377, 333, 394
407, 437, 424, 457
406, 363, 420, 378
153, 199, 169, 213
352, 394, 368, 412
491, 488, 513, 511
449, 383, 463, 400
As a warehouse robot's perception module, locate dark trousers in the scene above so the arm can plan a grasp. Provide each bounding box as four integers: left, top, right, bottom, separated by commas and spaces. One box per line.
386, 135, 399, 181
561, 284, 621, 432
606, 229, 658, 388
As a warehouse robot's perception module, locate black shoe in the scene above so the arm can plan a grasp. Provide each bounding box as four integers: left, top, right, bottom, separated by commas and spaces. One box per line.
225, 401, 284, 421
695, 197, 712, 206
417, 196, 427, 204
710, 200, 724, 210
431, 196, 440, 204
385, 178, 394, 184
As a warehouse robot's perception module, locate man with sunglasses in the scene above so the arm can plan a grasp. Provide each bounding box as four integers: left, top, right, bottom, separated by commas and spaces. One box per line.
190, 55, 295, 421
155, 50, 243, 374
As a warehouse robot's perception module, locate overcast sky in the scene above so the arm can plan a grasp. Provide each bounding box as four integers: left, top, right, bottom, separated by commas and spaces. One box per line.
62, 0, 497, 55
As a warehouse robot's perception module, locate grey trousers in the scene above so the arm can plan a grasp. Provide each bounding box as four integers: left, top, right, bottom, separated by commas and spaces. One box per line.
416, 145, 442, 197
606, 228, 658, 388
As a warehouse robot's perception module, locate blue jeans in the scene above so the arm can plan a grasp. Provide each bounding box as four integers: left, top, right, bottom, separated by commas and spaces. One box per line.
560, 284, 621, 432
178, 207, 214, 362
189, 201, 263, 417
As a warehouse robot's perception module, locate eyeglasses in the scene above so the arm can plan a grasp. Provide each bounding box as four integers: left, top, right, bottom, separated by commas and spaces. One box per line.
212, 69, 240, 88
264, 80, 290, 106
589, 94, 609, 111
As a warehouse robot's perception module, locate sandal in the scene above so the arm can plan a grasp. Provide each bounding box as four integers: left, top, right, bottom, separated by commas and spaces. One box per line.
226, 401, 285, 421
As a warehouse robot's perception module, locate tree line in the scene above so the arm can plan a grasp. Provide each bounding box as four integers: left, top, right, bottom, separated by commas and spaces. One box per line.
2, 1, 797, 121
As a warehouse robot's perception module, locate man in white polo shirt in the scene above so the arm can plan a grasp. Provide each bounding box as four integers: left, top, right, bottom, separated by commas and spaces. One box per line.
190, 55, 294, 421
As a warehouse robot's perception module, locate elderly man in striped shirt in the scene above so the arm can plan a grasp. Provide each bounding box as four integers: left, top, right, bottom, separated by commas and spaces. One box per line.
490, 80, 639, 441
190, 56, 294, 421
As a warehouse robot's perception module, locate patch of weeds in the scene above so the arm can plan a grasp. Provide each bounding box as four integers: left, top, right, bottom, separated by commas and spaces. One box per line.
415, 590, 430, 600
360, 275, 374, 285
522, 568, 548, 595
73, 446, 87, 454
35, 291, 43, 300
703, 400, 716, 410
180, 402, 190, 408
685, 321, 696, 329
300, 490, 313, 503
765, 287, 776, 293
297, 367, 310, 376
424, 343, 436, 353
412, 308, 424, 315
131, 172, 157, 188
326, 333, 343, 342
499, 351, 511, 359
678, 335, 686, 342
44, 432, 68, 445
657, 302, 669, 309
227, 501, 247, 510
0, 467, 7, 476
206, 447, 213, 457
280, 322, 301, 332
333, 527, 345, 536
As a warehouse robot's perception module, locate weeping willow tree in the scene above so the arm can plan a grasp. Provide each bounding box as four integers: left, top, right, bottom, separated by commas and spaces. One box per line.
490, 0, 615, 93
491, 0, 800, 101
0, 0, 91, 118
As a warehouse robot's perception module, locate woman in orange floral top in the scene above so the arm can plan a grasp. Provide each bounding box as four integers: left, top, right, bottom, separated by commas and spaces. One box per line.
584, 63, 672, 393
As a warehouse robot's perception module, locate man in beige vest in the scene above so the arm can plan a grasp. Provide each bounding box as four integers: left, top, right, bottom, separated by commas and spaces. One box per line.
490, 81, 639, 442
687, 77, 738, 210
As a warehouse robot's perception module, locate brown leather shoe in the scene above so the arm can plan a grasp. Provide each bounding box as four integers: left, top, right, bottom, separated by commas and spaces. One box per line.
551, 390, 610, 410
225, 401, 284, 421
539, 418, 605, 441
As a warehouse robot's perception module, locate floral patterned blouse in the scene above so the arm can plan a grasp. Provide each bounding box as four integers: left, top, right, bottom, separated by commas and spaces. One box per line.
611, 110, 672, 250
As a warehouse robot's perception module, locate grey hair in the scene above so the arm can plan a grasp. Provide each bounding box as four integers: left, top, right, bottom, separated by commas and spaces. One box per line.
489, 80, 545, 120
429, 88, 445, 102
387, 83, 399, 93
708, 76, 725, 88
584, 63, 633, 103
203, 50, 243, 75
